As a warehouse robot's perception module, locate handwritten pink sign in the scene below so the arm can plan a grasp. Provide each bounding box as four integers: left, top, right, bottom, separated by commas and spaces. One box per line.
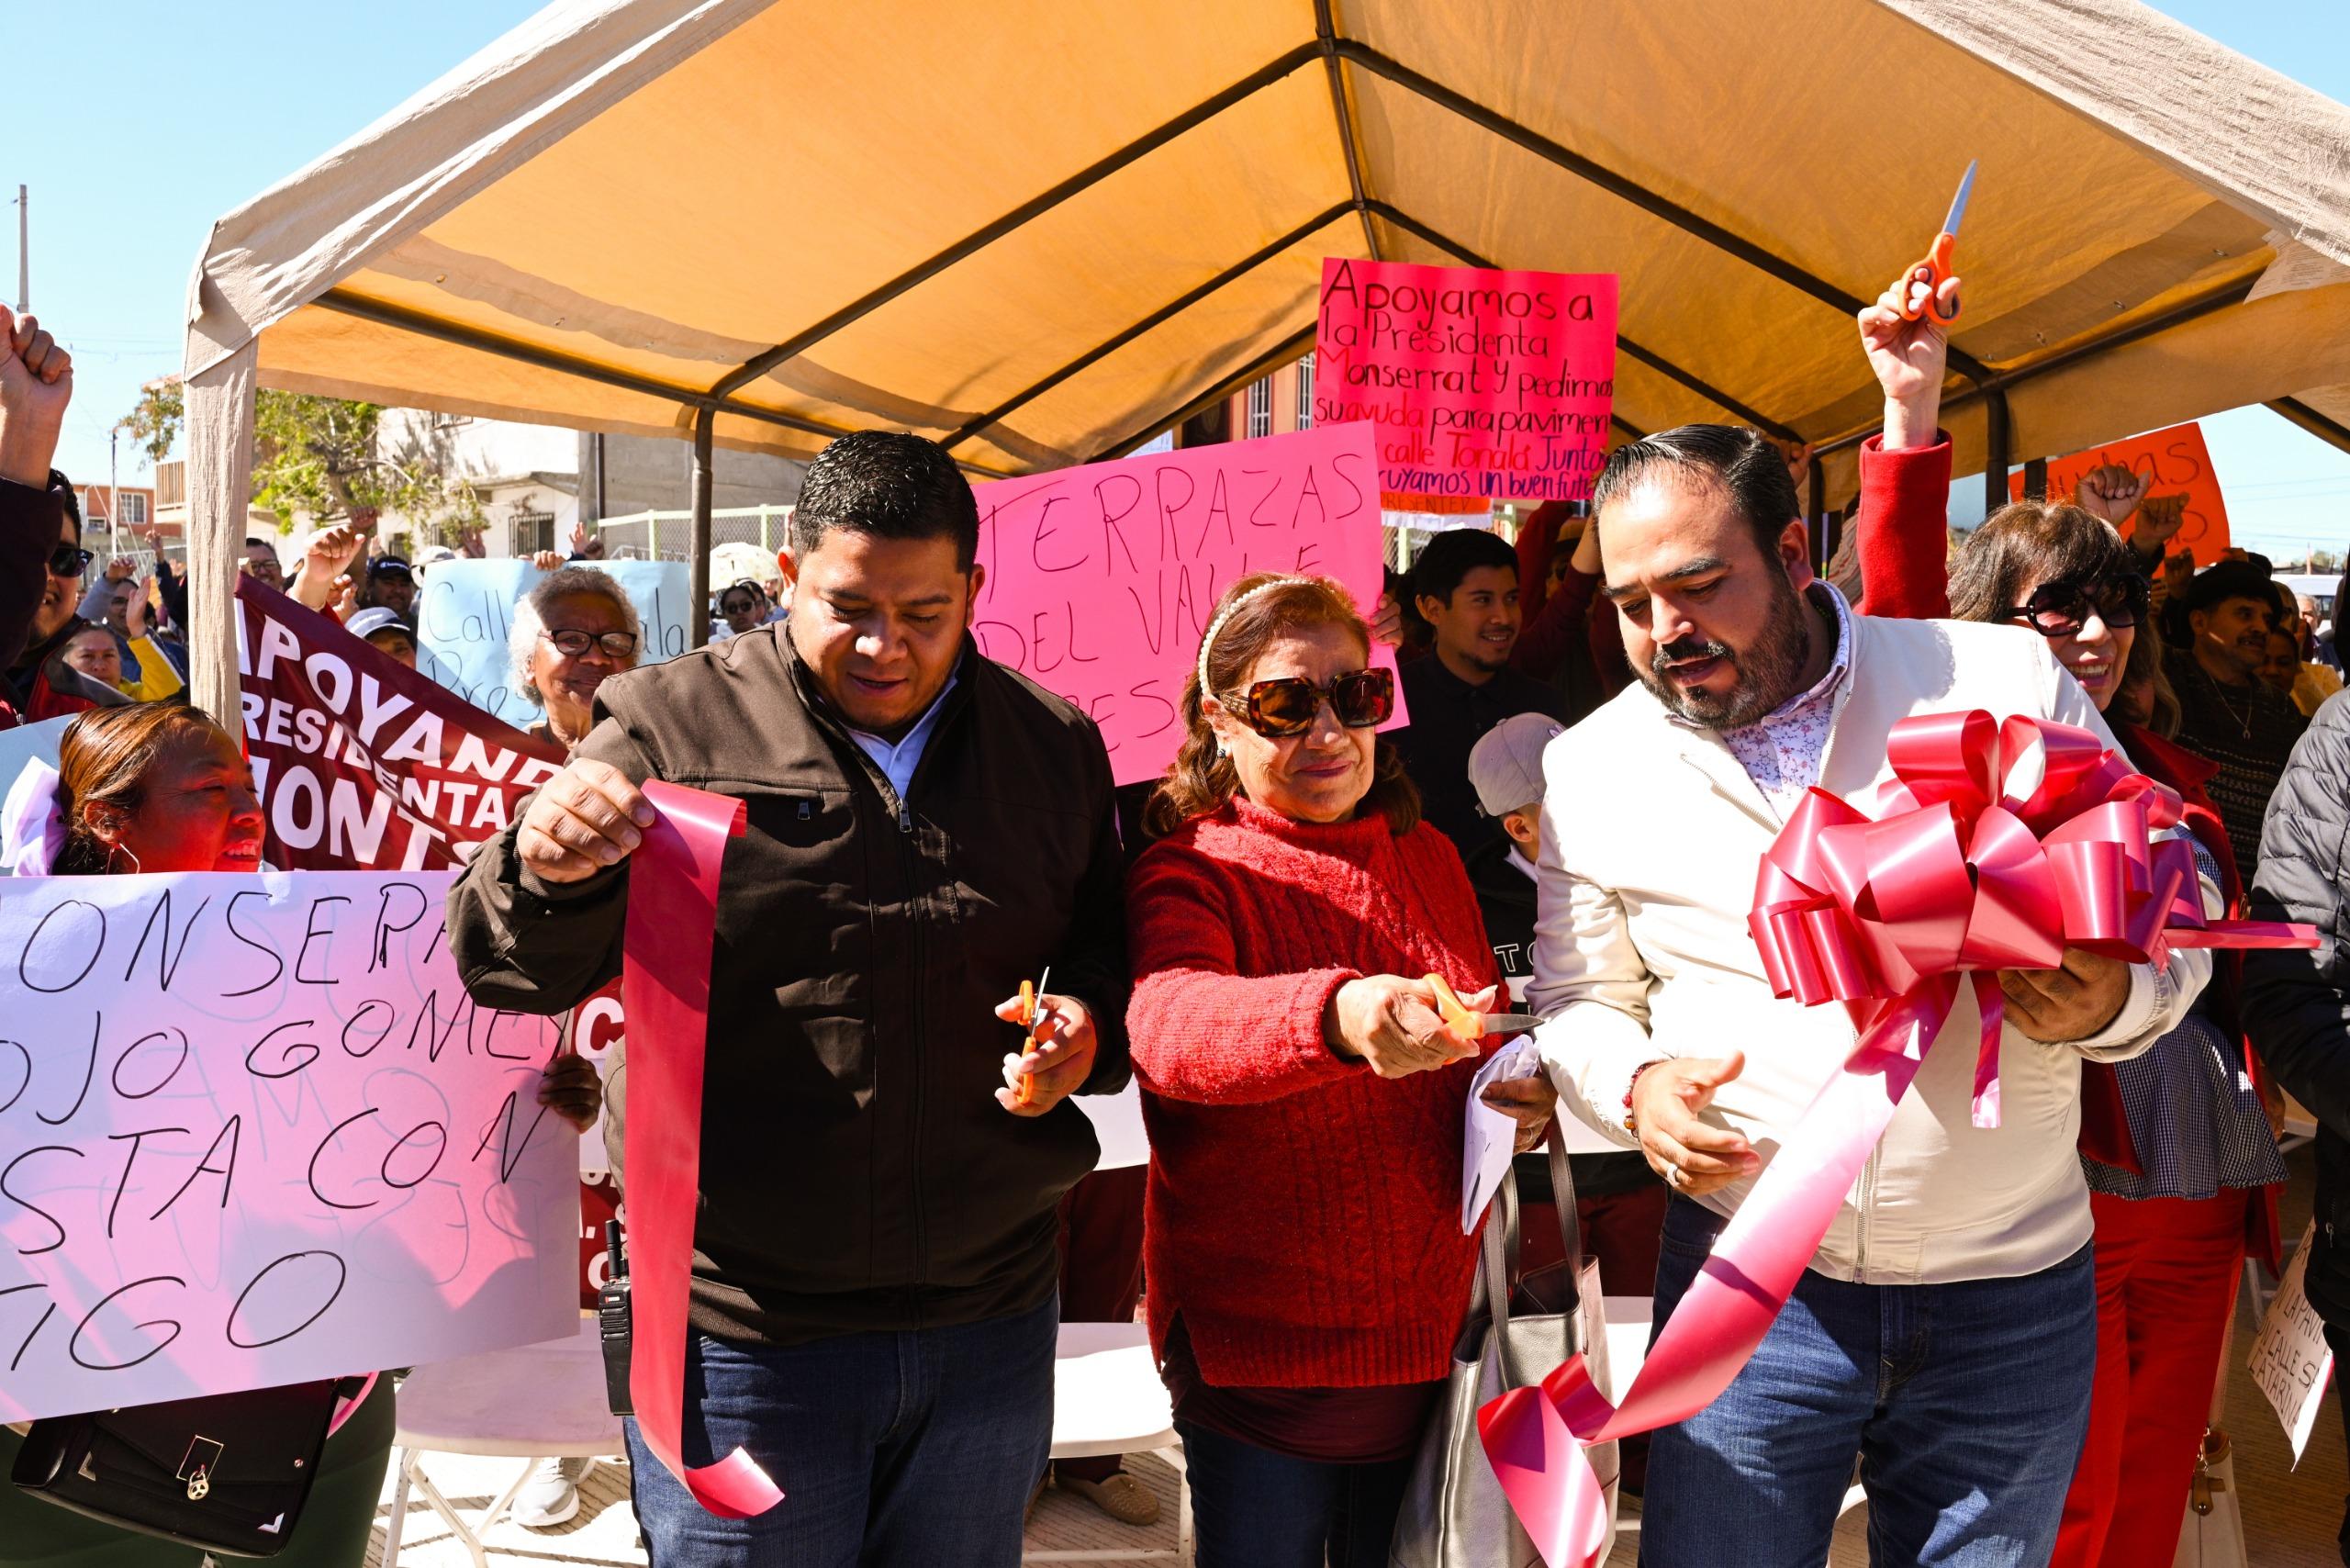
0, 869, 578, 1422
969, 423, 1399, 786
1315, 258, 1618, 506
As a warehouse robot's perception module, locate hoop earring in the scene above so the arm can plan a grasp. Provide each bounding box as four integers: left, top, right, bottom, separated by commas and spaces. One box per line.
106, 839, 142, 877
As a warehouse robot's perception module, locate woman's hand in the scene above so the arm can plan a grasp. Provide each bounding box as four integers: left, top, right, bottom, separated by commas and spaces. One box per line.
1325, 975, 1481, 1079
537, 1052, 603, 1131
1858, 267, 1961, 451
1481, 1072, 1558, 1152
1369, 592, 1404, 648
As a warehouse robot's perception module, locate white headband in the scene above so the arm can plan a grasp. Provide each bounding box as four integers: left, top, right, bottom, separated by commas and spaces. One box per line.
1196, 577, 1314, 700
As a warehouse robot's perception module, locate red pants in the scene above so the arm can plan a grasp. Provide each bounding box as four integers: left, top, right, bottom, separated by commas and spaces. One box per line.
2052, 1187, 2249, 1568
1055, 1164, 1147, 1484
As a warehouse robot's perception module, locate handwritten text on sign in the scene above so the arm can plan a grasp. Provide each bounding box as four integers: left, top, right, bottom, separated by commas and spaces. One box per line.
2251, 1218, 2336, 1462
968, 422, 1396, 786
0, 870, 577, 1422
416, 559, 691, 728
1315, 258, 1618, 504
2008, 421, 2231, 558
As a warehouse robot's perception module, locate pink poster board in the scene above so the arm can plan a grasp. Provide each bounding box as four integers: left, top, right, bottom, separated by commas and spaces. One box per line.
969, 422, 1399, 786
1313, 257, 1619, 505
0, 869, 578, 1421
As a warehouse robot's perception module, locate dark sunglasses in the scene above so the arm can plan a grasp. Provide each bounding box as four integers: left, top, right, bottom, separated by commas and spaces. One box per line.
1220, 668, 1394, 738
48, 545, 92, 578
2004, 575, 2146, 638
542, 628, 639, 658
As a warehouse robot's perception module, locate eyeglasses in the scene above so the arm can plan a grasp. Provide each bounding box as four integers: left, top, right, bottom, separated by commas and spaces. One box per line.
541, 628, 639, 658
48, 545, 92, 578
2004, 576, 2147, 638
1218, 669, 1394, 738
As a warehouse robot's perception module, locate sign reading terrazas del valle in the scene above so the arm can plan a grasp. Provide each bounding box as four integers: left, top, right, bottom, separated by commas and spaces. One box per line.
1313, 258, 1618, 505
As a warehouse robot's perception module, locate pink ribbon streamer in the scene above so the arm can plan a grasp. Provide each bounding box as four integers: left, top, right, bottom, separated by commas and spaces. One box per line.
621, 778, 786, 1518
1478, 711, 2313, 1566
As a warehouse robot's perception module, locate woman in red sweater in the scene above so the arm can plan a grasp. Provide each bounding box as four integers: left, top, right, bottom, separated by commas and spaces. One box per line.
1127, 573, 1556, 1568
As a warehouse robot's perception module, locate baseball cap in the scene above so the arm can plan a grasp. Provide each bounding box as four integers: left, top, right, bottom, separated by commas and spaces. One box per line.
1469, 712, 1564, 819
416, 545, 458, 566
2178, 559, 2273, 616
367, 554, 413, 579
345, 606, 410, 642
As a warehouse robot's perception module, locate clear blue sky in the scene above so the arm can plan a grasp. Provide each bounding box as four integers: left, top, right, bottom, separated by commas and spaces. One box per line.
17, 1, 2350, 555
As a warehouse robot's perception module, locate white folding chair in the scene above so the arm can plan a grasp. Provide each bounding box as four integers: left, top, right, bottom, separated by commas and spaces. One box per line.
381, 1318, 623, 1567
1024, 1320, 1190, 1564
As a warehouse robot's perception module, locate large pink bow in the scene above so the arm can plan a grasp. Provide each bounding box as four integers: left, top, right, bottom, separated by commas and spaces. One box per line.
1477, 710, 2312, 1567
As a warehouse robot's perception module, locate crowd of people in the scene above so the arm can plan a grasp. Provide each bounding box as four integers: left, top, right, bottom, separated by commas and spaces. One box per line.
6, 234, 2350, 1568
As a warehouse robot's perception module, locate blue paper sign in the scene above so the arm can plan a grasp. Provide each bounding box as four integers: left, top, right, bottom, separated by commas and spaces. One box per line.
413, 559, 692, 726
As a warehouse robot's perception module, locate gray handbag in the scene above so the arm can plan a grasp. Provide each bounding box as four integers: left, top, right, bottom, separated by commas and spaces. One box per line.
1391, 1125, 1617, 1568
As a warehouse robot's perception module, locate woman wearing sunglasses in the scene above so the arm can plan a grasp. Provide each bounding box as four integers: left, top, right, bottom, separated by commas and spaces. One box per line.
1948, 502, 2282, 1568
508, 565, 644, 756
1125, 574, 1555, 1567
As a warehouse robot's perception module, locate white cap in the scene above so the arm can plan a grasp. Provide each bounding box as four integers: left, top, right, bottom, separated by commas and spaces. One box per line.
1468, 712, 1563, 818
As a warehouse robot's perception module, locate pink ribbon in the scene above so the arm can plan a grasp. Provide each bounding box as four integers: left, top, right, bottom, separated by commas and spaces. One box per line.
1478, 711, 2312, 1566
621, 778, 786, 1518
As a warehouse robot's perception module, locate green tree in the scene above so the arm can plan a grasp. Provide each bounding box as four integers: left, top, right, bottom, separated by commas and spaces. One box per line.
112, 384, 486, 542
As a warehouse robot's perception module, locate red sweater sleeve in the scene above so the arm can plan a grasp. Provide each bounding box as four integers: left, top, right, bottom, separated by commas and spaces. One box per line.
1852, 432, 1954, 621
1125, 846, 1363, 1105
1511, 505, 1576, 676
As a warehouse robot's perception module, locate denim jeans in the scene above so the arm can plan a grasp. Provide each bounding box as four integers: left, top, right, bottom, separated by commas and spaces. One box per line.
1177, 1419, 1413, 1568
1639, 1197, 2096, 1568
624, 1294, 1058, 1567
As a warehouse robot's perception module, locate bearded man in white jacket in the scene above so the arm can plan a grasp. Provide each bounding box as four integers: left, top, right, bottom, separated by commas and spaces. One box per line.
1530, 423, 2210, 1567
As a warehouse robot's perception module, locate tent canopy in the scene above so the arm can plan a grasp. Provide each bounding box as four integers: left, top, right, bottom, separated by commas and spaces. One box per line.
183, 0, 2350, 714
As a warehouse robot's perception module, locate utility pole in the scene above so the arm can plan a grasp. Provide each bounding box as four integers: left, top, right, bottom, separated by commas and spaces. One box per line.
14, 185, 24, 312
108, 429, 120, 560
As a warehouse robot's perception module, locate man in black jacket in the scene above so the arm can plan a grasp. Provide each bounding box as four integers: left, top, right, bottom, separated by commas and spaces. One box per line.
2242, 689, 2350, 1563
449, 431, 1129, 1567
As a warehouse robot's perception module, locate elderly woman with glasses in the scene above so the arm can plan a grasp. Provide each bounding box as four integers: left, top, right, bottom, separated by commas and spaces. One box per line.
1125, 573, 1555, 1568
510, 565, 643, 756
1942, 502, 2282, 1568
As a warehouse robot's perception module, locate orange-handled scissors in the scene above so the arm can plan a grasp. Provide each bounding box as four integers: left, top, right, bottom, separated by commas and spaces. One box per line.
1425, 973, 1539, 1045
1014, 965, 1051, 1107
1898, 159, 1975, 326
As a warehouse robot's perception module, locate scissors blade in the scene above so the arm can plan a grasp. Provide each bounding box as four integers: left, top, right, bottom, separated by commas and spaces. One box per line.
1478, 1013, 1543, 1033
1942, 159, 1978, 238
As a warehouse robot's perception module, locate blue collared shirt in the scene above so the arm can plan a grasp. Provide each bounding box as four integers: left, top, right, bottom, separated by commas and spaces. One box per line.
848, 675, 958, 802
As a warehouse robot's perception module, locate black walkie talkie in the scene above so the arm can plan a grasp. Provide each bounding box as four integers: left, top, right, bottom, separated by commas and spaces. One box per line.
598, 1218, 633, 1417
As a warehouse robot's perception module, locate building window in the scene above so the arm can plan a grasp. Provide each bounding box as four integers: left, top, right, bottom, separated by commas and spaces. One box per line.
1294, 354, 1315, 431
509, 509, 555, 556
1246, 376, 1273, 441
119, 493, 148, 527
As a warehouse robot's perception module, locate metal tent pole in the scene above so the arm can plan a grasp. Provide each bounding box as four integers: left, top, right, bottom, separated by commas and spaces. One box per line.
689, 409, 714, 650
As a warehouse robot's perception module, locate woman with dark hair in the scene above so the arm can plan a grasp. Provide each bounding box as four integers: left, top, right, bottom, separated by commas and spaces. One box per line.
0, 704, 599, 1566
1125, 574, 1555, 1567
1949, 500, 2282, 1568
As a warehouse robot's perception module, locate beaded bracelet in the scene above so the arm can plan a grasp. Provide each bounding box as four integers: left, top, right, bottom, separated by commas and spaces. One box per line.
1623, 1058, 1666, 1136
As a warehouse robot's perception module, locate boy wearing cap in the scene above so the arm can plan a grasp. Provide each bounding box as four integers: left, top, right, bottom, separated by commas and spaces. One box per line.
1464, 712, 1666, 1303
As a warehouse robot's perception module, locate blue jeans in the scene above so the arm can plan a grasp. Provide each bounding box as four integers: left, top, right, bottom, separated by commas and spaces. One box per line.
624, 1295, 1058, 1567
1639, 1197, 2095, 1568
1177, 1419, 1412, 1568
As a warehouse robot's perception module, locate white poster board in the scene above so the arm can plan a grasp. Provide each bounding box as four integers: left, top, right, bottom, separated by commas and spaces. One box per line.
0, 869, 577, 1420
2251, 1218, 2336, 1463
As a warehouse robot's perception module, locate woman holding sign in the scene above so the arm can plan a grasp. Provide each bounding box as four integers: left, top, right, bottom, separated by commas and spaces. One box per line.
0, 703, 599, 1566
1125, 574, 1554, 1568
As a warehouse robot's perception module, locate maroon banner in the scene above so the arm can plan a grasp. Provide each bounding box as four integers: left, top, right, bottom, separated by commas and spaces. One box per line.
235, 577, 620, 1308
235, 576, 565, 871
